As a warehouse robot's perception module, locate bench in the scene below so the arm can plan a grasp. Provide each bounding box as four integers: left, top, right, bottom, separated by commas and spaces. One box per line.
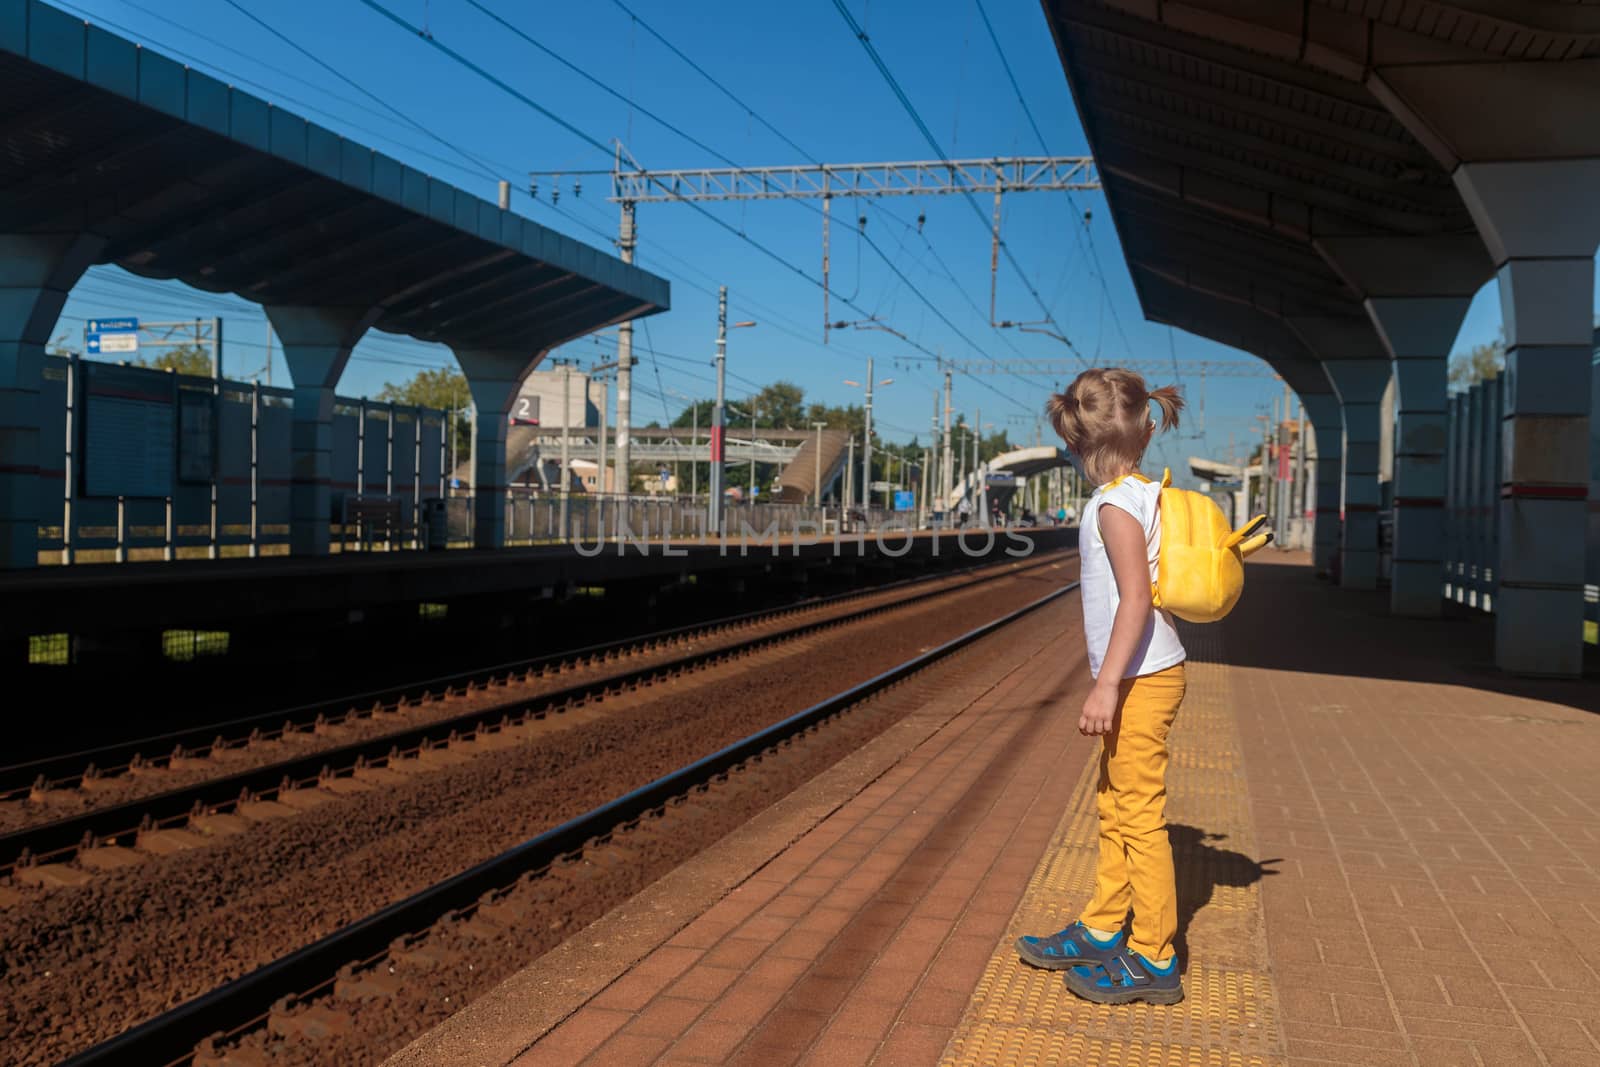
341, 494, 406, 550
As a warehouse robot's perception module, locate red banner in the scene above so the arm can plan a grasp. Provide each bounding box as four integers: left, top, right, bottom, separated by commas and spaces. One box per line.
710, 424, 724, 463
1277, 442, 1290, 481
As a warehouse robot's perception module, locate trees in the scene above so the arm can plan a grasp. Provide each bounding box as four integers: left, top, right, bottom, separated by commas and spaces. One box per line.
1448, 335, 1504, 392
137, 343, 214, 376
376, 366, 469, 412
752, 381, 806, 429
376, 366, 471, 458
1449, 316, 1598, 392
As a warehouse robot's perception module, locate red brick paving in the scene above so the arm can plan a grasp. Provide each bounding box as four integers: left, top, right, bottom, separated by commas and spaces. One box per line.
512, 596, 1096, 1066
1230, 560, 1600, 1067
508, 554, 1600, 1067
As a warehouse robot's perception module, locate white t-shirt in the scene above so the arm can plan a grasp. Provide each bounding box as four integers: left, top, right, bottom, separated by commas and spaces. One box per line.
1079, 475, 1186, 680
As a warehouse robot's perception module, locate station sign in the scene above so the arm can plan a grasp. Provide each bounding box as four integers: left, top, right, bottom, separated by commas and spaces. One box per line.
509, 394, 539, 426
87, 333, 139, 354
985, 472, 1017, 487
86, 316, 140, 355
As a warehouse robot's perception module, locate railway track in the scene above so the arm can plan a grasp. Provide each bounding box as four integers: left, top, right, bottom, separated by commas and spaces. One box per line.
57, 580, 1079, 1067
3, 548, 1071, 807
1, 550, 1073, 882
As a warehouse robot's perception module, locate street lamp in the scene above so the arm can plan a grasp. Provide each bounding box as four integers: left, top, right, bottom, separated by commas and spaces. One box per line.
709, 285, 756, 536
843, 357, 893, 513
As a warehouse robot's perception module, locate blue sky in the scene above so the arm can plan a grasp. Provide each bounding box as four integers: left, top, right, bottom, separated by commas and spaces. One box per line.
49, 0, 1534, 478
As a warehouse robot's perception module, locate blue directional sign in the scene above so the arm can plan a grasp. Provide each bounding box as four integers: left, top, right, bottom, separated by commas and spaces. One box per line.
87, 332, 139, 355
86, 316, 140, 355
893, 490, 915, 511
87, 317, 138, 333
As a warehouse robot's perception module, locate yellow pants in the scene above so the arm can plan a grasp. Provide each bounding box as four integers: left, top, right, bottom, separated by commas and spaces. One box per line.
1078, 663, 1186, 963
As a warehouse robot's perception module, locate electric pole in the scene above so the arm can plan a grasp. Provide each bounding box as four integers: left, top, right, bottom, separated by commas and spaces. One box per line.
862, 357, 875, 513
705, 291, 756, 534
941, 370, 953, 509
1277, 382, 1290, 542
974, 407, 983, 522
710, 287, 727, 536
559, 360, 572, 536
615, 199, 636, 500
597, 372, 609, 496
812, 420, 828, 504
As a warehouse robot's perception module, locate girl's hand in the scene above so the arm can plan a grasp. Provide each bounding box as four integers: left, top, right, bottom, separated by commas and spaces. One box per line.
1079, 682, 1119, 736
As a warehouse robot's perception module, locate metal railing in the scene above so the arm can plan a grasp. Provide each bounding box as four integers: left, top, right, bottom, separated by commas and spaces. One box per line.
411, 491, 957, 551
1441, 377, 1503, 611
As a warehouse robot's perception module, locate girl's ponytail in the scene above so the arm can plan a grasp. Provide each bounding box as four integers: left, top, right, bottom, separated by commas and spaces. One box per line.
1148, 385, 1184, 433
1045, 389, 1077, 446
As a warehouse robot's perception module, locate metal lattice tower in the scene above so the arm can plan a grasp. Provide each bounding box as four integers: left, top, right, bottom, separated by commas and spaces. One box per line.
935, 358, 1279, 378
527, 152, 1102, 504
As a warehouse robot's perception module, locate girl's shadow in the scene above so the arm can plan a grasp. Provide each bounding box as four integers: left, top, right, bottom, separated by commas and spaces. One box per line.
1167, 823, 1279, 965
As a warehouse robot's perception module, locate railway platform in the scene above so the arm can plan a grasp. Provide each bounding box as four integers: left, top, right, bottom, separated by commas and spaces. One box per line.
386, 553, 1600, 1067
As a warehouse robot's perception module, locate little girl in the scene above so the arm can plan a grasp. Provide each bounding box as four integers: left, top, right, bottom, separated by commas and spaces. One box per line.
1015, 367, 1188, 1005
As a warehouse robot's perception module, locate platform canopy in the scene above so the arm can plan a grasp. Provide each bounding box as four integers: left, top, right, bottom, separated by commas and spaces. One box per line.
990, 445, 1071, 482
1032, 0, 1584, 394
0, 1, 669, 351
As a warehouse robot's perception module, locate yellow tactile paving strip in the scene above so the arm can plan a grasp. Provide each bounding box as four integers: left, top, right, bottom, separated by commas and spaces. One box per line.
942, 625, 1286, 1067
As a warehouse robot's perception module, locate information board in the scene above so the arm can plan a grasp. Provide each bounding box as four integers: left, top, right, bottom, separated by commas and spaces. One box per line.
893, 489, 915, 511
82, 364, 174, 498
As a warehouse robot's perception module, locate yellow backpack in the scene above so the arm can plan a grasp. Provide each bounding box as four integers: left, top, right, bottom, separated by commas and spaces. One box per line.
1105, 470, 1271, 623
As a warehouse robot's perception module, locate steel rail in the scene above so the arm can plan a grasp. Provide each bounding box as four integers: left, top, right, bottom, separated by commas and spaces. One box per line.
2, 552, 1073, 874
3, 543, 1073, 800
58, 581, 1078, 1067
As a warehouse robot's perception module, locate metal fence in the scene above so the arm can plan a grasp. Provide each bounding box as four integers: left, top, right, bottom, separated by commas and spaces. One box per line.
446, 492, 906, 547
1441, 376, 1503, 611
36, 355, 447, 563
33, 355, 1029, 563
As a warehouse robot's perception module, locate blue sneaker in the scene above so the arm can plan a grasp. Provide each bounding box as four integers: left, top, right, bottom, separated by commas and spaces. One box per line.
1014, 921, 1124, 970
1064, 949, 1184, 1005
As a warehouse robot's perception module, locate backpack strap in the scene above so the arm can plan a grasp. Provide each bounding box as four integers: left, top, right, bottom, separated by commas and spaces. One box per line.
1093, 472, 1163, 607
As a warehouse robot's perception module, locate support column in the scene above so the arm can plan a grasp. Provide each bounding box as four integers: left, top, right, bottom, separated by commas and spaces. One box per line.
1300, 392, 1343, 578
1315, 234, 1491, 616
1367, 305, 1461, 615
454, 347, 542, 550
1287, 317, 1394, 590
1322, 360, 1392, 590
0, 234, 103, 569
1367, 61, 1600, 671
1454, 162, 1600, 675
264, 305, 379, 556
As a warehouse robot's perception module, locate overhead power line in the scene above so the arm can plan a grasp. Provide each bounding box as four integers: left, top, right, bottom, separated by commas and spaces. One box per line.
971, 0, 1132, 355
601, 0, 1038, 371
352, 0, 1034, 411
450, 1, 1048, 407
939, 358, 1279, 378
830, 0, 1094, 368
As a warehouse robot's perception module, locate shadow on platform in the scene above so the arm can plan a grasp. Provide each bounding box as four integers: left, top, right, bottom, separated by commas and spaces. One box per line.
1170, 823, 1279, 969
1217, 561, 1600, 715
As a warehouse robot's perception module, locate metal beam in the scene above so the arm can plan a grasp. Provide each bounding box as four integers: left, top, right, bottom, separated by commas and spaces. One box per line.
939, 358, 1280, 377
536, 158, 1101, 204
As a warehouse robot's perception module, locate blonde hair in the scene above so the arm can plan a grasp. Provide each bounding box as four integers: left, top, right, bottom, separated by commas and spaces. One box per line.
1046, 368, 1183, 485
